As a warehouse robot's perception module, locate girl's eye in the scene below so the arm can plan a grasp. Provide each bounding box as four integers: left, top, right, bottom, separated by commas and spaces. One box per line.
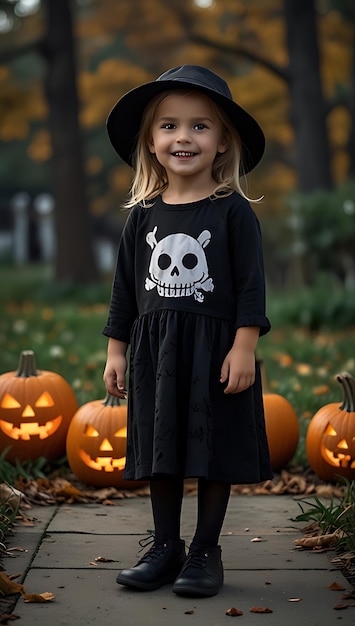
194, 123, 206, 131
162, 123, 175, 130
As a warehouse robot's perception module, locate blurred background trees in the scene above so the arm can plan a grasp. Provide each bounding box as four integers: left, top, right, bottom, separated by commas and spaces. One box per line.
0, 0, 353, 288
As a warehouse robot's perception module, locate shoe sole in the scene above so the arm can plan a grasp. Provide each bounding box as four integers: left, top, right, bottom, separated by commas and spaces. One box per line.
116, 572, 177, 591
172, 582, 223, 597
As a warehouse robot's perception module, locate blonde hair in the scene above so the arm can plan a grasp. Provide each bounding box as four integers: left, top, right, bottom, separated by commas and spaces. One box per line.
124, 90, 258, 208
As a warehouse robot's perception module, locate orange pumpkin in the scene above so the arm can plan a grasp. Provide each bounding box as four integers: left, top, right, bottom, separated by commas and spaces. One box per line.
0, 350, 78, 462
259, 360, 299, 470
263, 393, 300, 470
66, 393, 145, 488
306, 371, 355, 482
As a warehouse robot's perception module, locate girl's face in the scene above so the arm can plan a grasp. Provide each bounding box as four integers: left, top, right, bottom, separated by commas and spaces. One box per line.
148, 92, 228, 186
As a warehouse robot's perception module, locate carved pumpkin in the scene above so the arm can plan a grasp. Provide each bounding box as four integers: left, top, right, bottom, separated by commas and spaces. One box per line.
306, 371, 355, 482
0, 350, 78, 462
263, 393, 300, 470
66, 393, 145, 488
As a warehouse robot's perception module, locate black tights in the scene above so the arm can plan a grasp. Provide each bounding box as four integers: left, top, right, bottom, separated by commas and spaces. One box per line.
150, 477, 231, 546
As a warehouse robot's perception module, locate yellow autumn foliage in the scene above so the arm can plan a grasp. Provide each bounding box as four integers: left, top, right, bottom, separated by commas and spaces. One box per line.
0, 0, 352, 208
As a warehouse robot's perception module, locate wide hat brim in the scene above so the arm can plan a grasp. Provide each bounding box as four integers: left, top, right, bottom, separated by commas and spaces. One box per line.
106, 65, 265, 174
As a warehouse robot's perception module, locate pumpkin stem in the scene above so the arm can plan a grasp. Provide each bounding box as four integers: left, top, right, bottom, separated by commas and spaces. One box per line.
337, 371, 355, 413
102, 393, 122, 407
16, 350, 39, 378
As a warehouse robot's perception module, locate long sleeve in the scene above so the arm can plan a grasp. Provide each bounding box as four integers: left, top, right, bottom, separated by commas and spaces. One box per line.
228, 198, 270, 336
103, 210, 139, 343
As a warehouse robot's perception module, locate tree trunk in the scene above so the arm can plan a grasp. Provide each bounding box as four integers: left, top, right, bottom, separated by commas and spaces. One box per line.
43, 0, 98, 282
284, 0, 333, 191
348, 34, 355, 178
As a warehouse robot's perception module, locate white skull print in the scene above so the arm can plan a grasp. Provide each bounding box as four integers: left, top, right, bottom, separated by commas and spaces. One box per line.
145, 226, 214, 302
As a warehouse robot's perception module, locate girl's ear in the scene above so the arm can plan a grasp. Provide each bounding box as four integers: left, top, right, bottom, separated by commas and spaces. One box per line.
217, 135, 229, 154
148, 138, 156, 154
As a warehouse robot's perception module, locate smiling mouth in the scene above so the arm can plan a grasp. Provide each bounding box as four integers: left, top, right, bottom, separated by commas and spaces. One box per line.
172, 151, 196, 157
0, 416, 62, 440
79, 449, 126, 472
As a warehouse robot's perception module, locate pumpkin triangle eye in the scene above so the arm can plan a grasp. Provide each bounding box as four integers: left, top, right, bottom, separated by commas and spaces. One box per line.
324, 424, 337, 436
114, 427, 127, 438
1, 393, 21, 409
35, 392, 55, 407
84, 424, 100, 437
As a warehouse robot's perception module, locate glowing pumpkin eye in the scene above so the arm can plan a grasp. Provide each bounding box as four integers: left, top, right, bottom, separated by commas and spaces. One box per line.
114, 426, 127, 438
324, 424, 337, 436
1, 393, 22, 409
84, 424, 100, 437
35, 392, 55, 408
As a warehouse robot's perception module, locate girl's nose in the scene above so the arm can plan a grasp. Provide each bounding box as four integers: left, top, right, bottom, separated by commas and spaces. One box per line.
176, 127, 191, 142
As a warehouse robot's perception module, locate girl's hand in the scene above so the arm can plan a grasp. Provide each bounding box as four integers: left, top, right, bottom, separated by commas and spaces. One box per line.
103, 338, 128, 399
220, 346, 255, 394
103, 353, 128, 398
220, 327, 260, 394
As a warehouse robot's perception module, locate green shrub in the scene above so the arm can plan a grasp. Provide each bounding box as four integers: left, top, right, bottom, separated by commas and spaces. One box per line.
268, 274, 355, 329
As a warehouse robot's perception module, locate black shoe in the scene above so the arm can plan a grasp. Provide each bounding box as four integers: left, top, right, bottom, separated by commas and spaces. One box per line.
172, 544, 223, 597
116, 538, 186, 591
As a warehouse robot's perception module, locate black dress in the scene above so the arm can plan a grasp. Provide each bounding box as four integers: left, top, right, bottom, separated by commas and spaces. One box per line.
103, 193, 273, 484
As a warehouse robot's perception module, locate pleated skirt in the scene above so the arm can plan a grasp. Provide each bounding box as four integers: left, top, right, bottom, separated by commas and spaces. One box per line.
123, 310, 273, 484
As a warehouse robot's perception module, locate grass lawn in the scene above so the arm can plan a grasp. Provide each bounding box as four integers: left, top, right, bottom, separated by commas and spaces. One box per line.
1, 264, 355, 467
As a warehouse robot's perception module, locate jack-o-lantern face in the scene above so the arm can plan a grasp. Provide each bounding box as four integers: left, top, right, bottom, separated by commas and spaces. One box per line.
66, 394, 146, 489
78, 423, 127, 472
0, 351, 79, 462
306, 372, 355, 483
0, 391, 62, 441
321, 422, 355, 469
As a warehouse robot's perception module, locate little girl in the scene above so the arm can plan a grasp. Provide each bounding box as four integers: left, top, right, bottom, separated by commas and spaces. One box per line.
103, 65, 272, 598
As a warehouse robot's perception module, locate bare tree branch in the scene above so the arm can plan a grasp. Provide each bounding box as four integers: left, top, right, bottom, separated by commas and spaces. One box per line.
190, 34, 289, 82
0, 38, 43, 63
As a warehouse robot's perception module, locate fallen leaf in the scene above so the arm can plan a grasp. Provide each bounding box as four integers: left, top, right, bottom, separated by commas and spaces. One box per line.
315, 485, 334, 498
286, 476, 307, 493
294, 532, 339, 549
342, 591, 355, 599
251, 537, 266, 543
6, 574, 21, 581
226, 607, 243, 616
54, 483, 87, 500
296, 363, 311, 375
288, 598, 302, 602
5, 548, 27, 555
17, 519, 35, 527
328, 582, 346, 591
23, 592, 55, 603
0, 573, 24, 596
0, 484, 22, 511
184, 609, 194, 614
95, 556, 116, 563
0, 613, 20, 623
312, 384, 330, 396
333, 604, 350, 610
301, 521, 320, 534
250, 606, 273, 613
